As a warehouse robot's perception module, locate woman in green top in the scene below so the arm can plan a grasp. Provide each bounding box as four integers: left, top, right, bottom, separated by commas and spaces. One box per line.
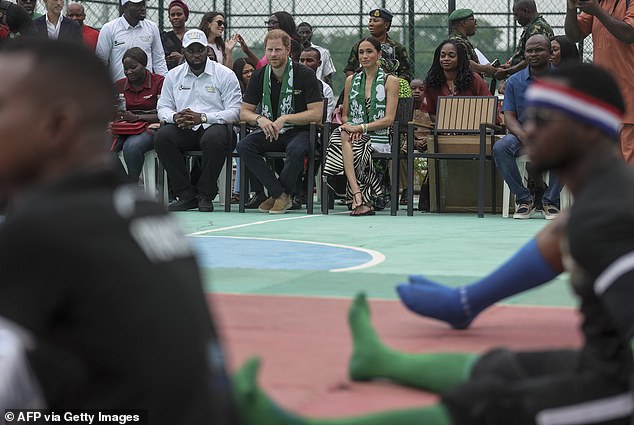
323, 36, 399, 216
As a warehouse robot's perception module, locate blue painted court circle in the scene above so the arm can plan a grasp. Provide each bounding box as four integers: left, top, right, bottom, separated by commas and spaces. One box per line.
190, 236, 383, 271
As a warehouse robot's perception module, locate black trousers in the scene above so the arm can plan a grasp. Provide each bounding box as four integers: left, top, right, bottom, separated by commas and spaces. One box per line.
154, 124, 235, 199
443, 348, 632, 425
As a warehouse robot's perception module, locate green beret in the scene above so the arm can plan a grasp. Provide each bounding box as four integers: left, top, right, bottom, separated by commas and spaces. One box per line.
449, 8, 474, 22
369, 7, 393, 21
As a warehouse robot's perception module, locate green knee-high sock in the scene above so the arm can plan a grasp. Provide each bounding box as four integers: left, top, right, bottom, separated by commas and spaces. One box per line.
348, 293, 478, 393
233, 357, 453, 425
232, 357, 306, 425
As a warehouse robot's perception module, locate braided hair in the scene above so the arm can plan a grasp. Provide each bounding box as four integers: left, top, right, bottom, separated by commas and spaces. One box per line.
424, 40, 473, 94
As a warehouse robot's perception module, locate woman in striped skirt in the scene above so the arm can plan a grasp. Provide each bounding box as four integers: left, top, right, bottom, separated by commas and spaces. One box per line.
323, 36, 399, 216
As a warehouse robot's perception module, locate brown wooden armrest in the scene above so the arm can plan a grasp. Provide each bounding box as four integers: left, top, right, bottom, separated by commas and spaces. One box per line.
480, 122, 505, 133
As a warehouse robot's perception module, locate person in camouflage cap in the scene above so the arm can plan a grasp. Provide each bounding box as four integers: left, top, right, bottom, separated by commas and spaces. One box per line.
448, 8, 499, 77
344, 7, 411, 81
494, 0, 553, 80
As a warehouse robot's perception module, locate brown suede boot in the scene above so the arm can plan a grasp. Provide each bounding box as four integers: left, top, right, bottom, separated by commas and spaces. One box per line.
268, 193, 292, 214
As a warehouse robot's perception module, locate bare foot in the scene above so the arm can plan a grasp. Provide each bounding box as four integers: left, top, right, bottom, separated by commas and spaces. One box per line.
351, 191, 363, 210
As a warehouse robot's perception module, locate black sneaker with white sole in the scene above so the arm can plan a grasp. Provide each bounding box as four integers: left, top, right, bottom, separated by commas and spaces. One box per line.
513, 202, 535, 219
542, 203, 560, 220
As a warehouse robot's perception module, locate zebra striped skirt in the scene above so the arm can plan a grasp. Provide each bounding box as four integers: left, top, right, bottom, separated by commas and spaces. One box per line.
323, 128, 383, 207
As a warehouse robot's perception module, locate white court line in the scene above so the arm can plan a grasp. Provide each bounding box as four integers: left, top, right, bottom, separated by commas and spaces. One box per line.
192, 235, 385, 272
187, 211, 349, 236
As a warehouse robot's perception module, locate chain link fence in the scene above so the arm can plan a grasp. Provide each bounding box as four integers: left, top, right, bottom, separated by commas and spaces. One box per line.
42, 0, 591, 94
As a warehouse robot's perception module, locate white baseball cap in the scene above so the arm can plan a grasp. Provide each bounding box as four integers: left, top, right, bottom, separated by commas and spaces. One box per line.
120, 0, 143, 6
182, 29, 207, 48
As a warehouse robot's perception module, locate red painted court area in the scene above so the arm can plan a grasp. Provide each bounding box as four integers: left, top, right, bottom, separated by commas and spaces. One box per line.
211, 293, 582, 417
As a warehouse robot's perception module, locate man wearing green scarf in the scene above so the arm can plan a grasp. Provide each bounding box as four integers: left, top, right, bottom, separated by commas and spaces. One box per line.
237, 29, 323, 214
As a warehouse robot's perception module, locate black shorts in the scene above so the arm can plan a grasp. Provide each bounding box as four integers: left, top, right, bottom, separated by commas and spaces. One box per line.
442, 348, 632, 425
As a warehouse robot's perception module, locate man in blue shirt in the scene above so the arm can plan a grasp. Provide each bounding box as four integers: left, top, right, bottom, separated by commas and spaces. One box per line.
492, 34, 561, 219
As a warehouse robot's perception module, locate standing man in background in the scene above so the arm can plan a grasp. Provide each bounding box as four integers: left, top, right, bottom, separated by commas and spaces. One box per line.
565, 0, 634, 164
494, 0, 553, 80
96, 0, 168, 81
66, 2, 99, 51
33, 0, 81, 42
448, 8, 498, 77
297, 22, 336, 88
17, 0, 40, 19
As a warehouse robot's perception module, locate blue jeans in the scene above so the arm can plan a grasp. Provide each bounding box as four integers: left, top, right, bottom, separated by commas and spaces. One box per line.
121, 131, 155, 181
492, 133, 562, 206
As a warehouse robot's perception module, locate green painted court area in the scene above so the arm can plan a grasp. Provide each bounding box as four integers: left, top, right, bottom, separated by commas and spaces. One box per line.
176, 208, 575, 309
175, 207, 581, 416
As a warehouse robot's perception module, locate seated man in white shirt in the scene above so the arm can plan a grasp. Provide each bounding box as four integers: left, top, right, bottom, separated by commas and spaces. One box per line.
299, 47, 335, 119
156, 29, 242, 212
291, 47, 335, 209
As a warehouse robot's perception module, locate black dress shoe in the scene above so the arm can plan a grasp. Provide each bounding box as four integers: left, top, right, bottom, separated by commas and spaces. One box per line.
289, 196, 302, 210
198, 196, 214, 212
168, 197, 198, 211
244, 192, 268, 209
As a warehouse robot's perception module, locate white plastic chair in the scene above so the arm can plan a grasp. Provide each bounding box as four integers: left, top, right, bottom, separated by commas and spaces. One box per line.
502, 155, 572, 217
117, 150, 168, 204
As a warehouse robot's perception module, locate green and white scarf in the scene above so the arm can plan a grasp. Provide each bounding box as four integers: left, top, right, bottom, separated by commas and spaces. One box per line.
261, 59, 294, 133
348, 67, 389, 147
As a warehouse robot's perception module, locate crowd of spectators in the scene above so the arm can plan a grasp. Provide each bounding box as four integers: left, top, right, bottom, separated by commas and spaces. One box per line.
2, 0, 631, 216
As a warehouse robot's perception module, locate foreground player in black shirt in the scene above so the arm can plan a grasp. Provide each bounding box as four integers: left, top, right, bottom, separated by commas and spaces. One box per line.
231, 64, 634, 425
0, 39, 238, 423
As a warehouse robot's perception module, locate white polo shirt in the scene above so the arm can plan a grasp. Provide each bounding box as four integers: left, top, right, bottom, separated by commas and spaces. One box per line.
320, 78, 335, 120
96, 16, 168, 81
157, 58, 242, 130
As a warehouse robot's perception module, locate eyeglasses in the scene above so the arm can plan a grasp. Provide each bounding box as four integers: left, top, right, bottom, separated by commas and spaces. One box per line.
264, 20, 279, 26
210, 19, 225, 26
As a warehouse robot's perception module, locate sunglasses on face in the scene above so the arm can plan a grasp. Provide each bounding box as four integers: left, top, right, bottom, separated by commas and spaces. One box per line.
208, 18, 225, 26
264, 20, 279, 26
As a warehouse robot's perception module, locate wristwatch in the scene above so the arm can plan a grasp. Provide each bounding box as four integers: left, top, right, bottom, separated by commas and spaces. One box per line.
255, 115, 263, 126
200, 113, 208, 124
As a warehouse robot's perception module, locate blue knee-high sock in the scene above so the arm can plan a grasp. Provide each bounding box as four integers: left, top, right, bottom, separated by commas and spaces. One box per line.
396, 238, 560, 329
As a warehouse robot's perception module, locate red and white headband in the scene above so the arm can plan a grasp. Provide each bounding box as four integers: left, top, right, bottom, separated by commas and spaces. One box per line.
525, 80, 623, 138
